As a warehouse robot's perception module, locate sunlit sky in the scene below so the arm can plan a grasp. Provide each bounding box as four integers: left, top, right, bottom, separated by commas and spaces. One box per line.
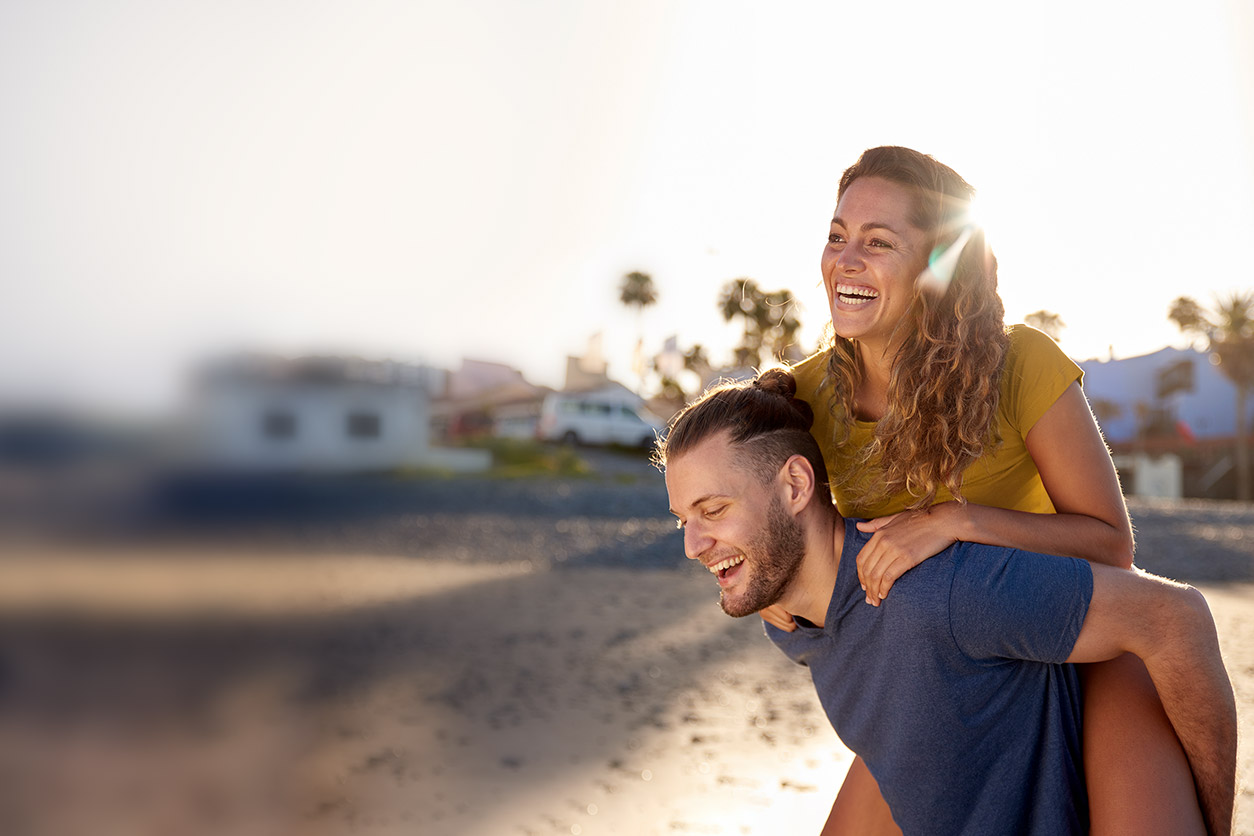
3, 0, 1253, 412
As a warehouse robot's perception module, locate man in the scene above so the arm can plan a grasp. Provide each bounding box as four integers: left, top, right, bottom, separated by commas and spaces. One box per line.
658, 370, 1236, 835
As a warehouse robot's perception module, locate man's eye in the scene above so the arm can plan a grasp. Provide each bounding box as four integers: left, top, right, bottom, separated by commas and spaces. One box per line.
869, 238, 892, 248
705, 506, 726, 518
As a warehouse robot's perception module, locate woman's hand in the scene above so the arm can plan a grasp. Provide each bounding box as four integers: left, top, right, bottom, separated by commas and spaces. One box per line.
855, 502, 965, 606
759, 603, 797, 632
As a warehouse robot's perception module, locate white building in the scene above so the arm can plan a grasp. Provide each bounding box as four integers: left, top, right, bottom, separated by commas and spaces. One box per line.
189, 355, 489, 473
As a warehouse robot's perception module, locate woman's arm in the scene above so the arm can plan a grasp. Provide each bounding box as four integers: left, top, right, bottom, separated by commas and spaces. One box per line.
965, 381, 1134, 563
856, 382, 1134, 605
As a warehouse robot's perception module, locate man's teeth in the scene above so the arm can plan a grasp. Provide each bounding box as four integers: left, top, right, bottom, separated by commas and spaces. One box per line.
836, 284, 878, 305
708, 555, 745, 574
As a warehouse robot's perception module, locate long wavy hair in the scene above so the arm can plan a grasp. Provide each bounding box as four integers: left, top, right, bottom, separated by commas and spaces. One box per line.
821, 146, 1009, 509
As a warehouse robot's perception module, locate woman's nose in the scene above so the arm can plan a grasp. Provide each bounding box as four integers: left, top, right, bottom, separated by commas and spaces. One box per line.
835, 242, 863, 273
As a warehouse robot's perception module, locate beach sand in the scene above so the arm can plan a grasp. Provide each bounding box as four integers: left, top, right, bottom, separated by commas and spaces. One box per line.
0, 487, 1251, 835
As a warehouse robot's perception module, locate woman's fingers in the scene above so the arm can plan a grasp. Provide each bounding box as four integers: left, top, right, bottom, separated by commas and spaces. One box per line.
857, 508, 958, 605
759, 604, 798, 631
855, 513, 900, 533
856, 540, 888, 606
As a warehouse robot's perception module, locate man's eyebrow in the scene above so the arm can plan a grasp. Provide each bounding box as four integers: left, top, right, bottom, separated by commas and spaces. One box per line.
670, 492, 731, 516
831, 215, 906, 236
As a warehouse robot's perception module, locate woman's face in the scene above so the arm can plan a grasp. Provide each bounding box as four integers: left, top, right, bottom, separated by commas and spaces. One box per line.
821, 176, 931, 351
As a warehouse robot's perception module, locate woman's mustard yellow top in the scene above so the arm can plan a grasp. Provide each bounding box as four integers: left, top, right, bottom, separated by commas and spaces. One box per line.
791, 325, 1083, 519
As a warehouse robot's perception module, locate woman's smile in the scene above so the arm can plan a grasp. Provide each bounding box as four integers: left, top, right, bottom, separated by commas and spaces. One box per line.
822, 176, 930, 351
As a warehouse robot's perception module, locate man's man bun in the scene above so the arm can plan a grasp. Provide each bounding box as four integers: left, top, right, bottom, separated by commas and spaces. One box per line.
655, 367, 828, 496
753, 369, 815, 431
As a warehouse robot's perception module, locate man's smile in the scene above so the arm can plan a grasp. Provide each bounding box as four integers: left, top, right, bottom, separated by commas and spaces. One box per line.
707, 554, 747, 588
706, 554, 745, 574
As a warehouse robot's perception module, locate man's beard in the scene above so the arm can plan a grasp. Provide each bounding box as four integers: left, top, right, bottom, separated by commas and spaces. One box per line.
720, 494, 806, 618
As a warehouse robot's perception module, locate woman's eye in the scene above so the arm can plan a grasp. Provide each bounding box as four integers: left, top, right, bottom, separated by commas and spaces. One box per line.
705, 506, 726, 519
869, 238, 892, 249
827, 233, 844, 245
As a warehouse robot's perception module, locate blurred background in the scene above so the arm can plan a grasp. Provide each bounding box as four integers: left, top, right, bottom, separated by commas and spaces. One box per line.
2, 0, 1253, 496
2, 1, 1254, 834
1, 0, 1252, 403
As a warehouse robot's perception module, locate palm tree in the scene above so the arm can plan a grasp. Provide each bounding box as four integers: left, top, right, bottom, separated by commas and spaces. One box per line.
1170, 292, 1254, 500
1024, 310, 1066, 343
762, 286, 803, 363
619, 271, 658, 392
683, 343, 712, 392
718, 278, 802, 368
719, 278, 761, 367
619, 271, 657, 320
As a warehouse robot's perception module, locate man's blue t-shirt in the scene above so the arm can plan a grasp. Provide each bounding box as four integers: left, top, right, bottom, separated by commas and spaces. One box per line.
767, 519, 1094, 836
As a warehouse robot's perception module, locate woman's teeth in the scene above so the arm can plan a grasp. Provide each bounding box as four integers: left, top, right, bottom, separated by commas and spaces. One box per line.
836, 284, 878, 305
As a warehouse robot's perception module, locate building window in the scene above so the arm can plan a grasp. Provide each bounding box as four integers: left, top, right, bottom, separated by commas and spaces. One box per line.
262, 410, 297, 440
347, 411, 382, 439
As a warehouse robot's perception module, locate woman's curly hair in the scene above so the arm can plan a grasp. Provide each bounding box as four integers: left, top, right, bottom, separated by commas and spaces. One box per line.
821, 146, 1009, 509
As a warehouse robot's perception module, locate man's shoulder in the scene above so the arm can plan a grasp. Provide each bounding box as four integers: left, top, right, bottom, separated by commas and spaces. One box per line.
764, 618, 825, 667
840, 520, 965, 593
952, 541, 1092, 579
947, 544, 1094, 663
947, 542, 1085, 601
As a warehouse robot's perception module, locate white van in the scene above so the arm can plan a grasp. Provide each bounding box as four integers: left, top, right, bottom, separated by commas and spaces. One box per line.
537, 390, 664, 448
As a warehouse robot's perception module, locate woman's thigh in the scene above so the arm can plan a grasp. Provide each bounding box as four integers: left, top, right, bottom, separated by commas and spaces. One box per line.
1081, 653, 1205, 836
820, 756, 901, 836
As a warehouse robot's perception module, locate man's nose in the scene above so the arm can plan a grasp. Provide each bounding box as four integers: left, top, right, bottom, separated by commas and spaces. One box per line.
684, 523, 712, 560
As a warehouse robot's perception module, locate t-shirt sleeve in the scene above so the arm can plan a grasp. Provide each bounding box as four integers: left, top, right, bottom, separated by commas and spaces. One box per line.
791, 349, 829, 410
947, 544, 1093, 664
790, 348, 842, 496
1002, 325, 1084, 437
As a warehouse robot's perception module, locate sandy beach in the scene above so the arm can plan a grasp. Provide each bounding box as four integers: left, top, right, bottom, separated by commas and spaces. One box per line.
0, 458, 1251, 835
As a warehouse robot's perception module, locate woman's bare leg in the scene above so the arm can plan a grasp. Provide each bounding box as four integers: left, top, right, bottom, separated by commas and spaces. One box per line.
820, 756, 901, 836
1082, 653, 1206, 836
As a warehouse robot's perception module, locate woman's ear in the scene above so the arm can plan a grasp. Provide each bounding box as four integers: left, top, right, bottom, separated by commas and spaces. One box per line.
778, 454, 816, 513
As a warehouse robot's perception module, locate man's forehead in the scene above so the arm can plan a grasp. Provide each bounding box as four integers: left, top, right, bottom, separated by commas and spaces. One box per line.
666, 431, 737, 475
665, 433, 745, 507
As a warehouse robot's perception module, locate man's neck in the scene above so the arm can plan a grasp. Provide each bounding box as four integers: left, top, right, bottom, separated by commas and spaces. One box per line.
779, 508, 845, 628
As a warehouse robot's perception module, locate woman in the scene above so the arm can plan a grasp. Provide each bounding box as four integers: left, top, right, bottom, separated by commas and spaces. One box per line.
764, 146, 1204, 834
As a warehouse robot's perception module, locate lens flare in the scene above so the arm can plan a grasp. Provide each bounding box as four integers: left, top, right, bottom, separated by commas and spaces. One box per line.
919, 223, 975, 292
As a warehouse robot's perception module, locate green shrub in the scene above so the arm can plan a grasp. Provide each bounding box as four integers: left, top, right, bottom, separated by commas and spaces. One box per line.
466, 438, 592, 478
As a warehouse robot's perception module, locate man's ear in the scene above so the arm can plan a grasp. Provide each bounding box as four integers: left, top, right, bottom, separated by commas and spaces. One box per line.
778, 454, 816, 513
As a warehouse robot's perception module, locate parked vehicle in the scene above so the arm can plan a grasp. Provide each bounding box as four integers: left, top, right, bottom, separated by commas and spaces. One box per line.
537, 390, 664, 448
